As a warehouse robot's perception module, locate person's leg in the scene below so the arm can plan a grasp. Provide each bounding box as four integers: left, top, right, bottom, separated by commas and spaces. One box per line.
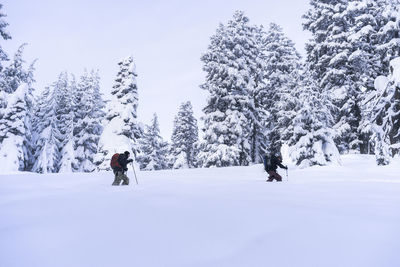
267, 171, 282, 182
267, 171, 275, 182
275, 172, 282, 182
112, 171, 122, 186
121, 173, 130, 185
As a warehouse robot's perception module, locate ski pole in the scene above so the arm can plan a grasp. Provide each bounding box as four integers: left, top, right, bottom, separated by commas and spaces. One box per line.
131, 162, 138, 185
286, 169, 289, 182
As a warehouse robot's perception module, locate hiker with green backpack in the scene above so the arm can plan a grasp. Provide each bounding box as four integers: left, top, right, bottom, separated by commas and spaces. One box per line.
263, 154, 288, 182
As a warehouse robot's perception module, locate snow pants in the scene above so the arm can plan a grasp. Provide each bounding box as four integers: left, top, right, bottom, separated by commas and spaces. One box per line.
112, 171, 129, 186
267, 171, 282, 182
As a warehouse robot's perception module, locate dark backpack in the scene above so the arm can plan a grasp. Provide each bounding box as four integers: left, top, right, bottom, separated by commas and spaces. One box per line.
263, 155, 271, 171
110, 153, 121, 169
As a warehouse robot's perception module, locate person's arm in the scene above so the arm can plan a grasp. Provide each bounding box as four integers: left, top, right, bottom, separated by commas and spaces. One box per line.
278, 162, 287, 169
125, 159, 133, 171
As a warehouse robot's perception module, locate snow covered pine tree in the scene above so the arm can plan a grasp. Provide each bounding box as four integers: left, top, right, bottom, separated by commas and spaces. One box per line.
95, 56, 141, 171
198, 11, 260, 167
368, 57, 400, 165
303, 0, 400, 155
73, 70, 105, 172
0, 44, 35, 172
170, 101, 199, 169
261, 23, 302, 155
286, 66, 341, 168
32, 72, 74, 173
303, 0, 363, 153
137, 113, 169, 171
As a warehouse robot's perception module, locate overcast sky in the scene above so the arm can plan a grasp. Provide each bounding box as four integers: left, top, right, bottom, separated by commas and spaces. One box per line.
2, 0, 310, 140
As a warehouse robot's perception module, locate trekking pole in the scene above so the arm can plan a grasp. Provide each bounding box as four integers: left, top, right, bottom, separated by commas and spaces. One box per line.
131, 162, 138, 185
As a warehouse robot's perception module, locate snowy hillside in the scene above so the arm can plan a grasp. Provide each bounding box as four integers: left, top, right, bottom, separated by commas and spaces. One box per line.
1, 155, 400, 267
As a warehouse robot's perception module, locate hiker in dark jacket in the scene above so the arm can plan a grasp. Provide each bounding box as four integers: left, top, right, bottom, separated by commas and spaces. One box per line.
112, 151, 133, 186
265, 154, 287, 182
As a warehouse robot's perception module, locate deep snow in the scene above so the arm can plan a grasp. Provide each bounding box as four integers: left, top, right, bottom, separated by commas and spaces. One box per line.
1, 155, 400, 267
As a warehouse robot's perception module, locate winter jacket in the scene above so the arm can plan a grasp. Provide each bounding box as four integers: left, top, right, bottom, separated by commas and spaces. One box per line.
115, 153, 133, 172
266, 155, 287, 172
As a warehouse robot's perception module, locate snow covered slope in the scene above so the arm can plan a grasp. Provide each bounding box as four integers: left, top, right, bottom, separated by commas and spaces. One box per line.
1, 155, 400, 267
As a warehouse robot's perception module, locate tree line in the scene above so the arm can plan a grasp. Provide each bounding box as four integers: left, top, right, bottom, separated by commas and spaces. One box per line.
1, 1, 400, 173
199, 1, 400, 167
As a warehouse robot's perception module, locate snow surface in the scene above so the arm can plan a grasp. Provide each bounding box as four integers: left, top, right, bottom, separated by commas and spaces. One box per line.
1, 155, 400, 267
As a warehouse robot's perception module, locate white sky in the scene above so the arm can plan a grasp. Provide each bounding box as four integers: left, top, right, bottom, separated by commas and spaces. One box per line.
2, 0, 310, 140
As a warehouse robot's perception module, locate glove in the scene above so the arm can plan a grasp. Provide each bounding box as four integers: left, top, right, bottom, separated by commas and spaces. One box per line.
124, 168, 128, 172
285, 166, 288, 170
127, 159, 133, 163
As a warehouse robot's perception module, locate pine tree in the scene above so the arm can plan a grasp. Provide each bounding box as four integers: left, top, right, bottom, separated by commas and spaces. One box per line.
287, 67, 340, 167
32, 73, 73, 173
369, 57, 400, 165
56, 73, 75, 172
31, 86, 60, 173
345, 0, 380, 154
95, 56, 141, 170
356, 0, 400, 157
0, 3, 11, 129
137, 114, 169, 170
24, 61, 37, 171
345, 0, 400, 154
0, 3, 10, 71
247, 25, 268, 163
72, 72, 86, 171
373, 0, 400, 75
303, 0, 357, 153
199, 11, 259, 167
170, 101, 199, 169
73, 70, 105, 172
2, 44, 31, 93
0, 84, 30, 172
0, 44, 36, 171
303, 0, 400, 154
261, 23, 302, 155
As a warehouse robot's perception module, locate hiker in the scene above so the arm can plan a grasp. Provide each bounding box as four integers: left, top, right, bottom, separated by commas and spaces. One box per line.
111, 151, 134, 186
264, 154, 288, 182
